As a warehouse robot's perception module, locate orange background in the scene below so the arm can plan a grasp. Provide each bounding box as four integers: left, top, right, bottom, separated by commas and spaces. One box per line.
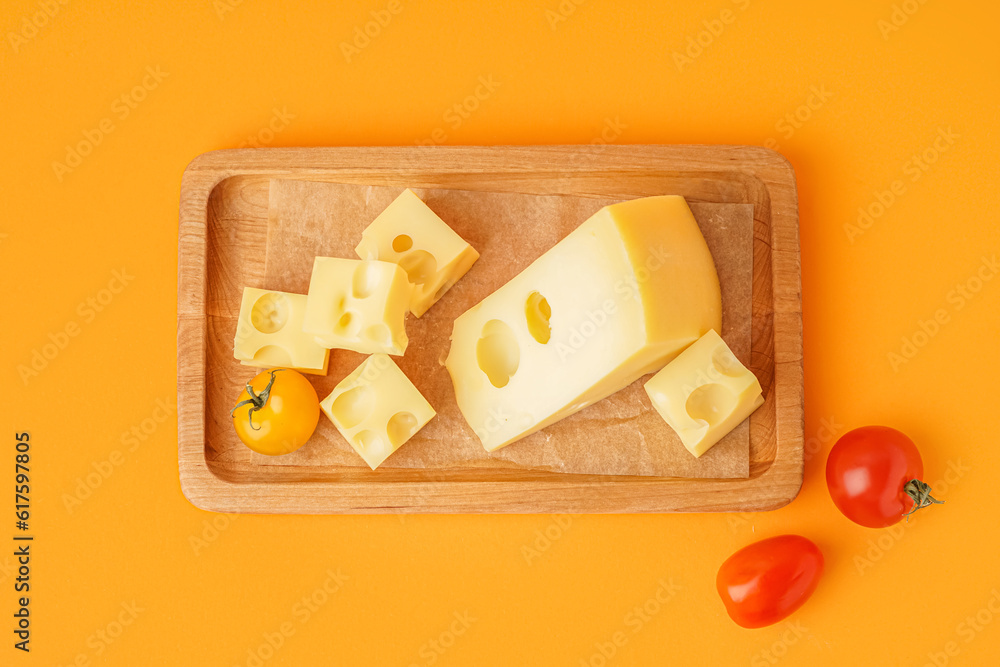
3, 0, 999, 665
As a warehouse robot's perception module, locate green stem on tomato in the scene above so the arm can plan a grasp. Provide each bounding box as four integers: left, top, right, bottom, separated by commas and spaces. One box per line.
902, 479, 944, 520
230, 369, 282, 431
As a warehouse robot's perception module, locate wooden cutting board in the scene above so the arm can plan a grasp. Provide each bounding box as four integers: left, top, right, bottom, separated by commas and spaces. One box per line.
177, 145, 802, 514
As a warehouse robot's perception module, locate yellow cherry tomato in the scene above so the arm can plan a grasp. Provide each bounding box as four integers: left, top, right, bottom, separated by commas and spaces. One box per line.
231, 369, 320, 456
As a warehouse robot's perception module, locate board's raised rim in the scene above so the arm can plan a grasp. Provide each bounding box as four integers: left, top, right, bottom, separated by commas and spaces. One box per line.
177, 145, 802, 514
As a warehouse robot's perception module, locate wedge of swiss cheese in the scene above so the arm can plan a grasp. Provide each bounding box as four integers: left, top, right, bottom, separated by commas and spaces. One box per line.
445, 195, 722, 451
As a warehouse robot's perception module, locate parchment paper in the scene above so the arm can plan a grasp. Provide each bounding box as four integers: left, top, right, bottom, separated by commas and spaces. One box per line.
251, 180, 754, 478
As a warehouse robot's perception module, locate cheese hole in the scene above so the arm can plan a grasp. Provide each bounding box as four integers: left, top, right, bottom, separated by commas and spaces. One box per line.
352, 261, 382, 299
711, 343, 744, 378
364, 323, 392, 346
476, 319, 519, 388
336, 311, 361, 337
330, 386, 375, 430
399, 250, 437, 285
685, 383, 737, 427
387, 411, 418, 447
250, 292, 289, 334
251, 345, 292, 367
392, 234, 413, 252
354, 429, 386, 457
525, 292, 551, 344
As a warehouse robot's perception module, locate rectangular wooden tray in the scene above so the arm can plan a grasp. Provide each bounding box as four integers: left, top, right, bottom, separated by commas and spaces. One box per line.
177, 145, 802, 514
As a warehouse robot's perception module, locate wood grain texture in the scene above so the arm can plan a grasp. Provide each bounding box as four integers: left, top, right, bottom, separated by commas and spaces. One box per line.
177, 145, 802, 514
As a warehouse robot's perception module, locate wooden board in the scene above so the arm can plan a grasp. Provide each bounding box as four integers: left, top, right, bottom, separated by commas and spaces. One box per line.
258, 183, 755, 479
177, 145, 802, 514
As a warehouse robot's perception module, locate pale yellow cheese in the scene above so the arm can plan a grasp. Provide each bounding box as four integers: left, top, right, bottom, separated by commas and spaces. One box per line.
233, 287, 329, 374
355, 189, 479, 317
303, 258, 411, 355
644, 329, 764, 458
320, 354, 436, 470
444, 195, 721, 451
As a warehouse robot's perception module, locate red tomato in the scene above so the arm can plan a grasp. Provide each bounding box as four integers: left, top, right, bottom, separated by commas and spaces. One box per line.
826, 426, 942, 528
717, 535, 824, 629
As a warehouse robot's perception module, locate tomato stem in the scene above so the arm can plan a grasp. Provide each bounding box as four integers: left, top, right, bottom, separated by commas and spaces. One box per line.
902, 479, 944, 520
230, 369, 282, 431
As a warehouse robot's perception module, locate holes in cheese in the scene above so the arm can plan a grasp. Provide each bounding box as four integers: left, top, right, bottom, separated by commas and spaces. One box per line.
355, 189, 479, 317
336, 311, 360, 336
354, 430, 386, 457
685, 383, 738, 427
320, 354, 436, 470
644, 329, 764, 458
392, 234, 413, 252
476, 320, 520, 389
250, 292, 289, 334
329, 385, 375, 430
525, 291, 552, 344
234, 287, 329, 375
303, 258, 410, 355
398, 249, 437, 285
250, 344, 288, 366
445, 195, 721, 452
387, 411, 418, 447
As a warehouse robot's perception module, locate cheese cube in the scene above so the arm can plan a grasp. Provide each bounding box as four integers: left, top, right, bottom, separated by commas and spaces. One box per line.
320, 354, 436, 470
355, 189, 479, 317
303, 258, 411, 355
233, 288, 329, 374
445, 195, 721, 452
644, 329, 764, 458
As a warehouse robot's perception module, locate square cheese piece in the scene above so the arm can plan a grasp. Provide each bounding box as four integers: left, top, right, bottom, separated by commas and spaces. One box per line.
233, 288, 329, 374
355, 189, 479, 317
320, 354, 436, 470
303, 258, 411, 355
644, 329, 764, 458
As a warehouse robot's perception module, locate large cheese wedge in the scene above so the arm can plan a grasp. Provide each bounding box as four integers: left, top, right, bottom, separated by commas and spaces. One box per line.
444, 195, 722, 451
